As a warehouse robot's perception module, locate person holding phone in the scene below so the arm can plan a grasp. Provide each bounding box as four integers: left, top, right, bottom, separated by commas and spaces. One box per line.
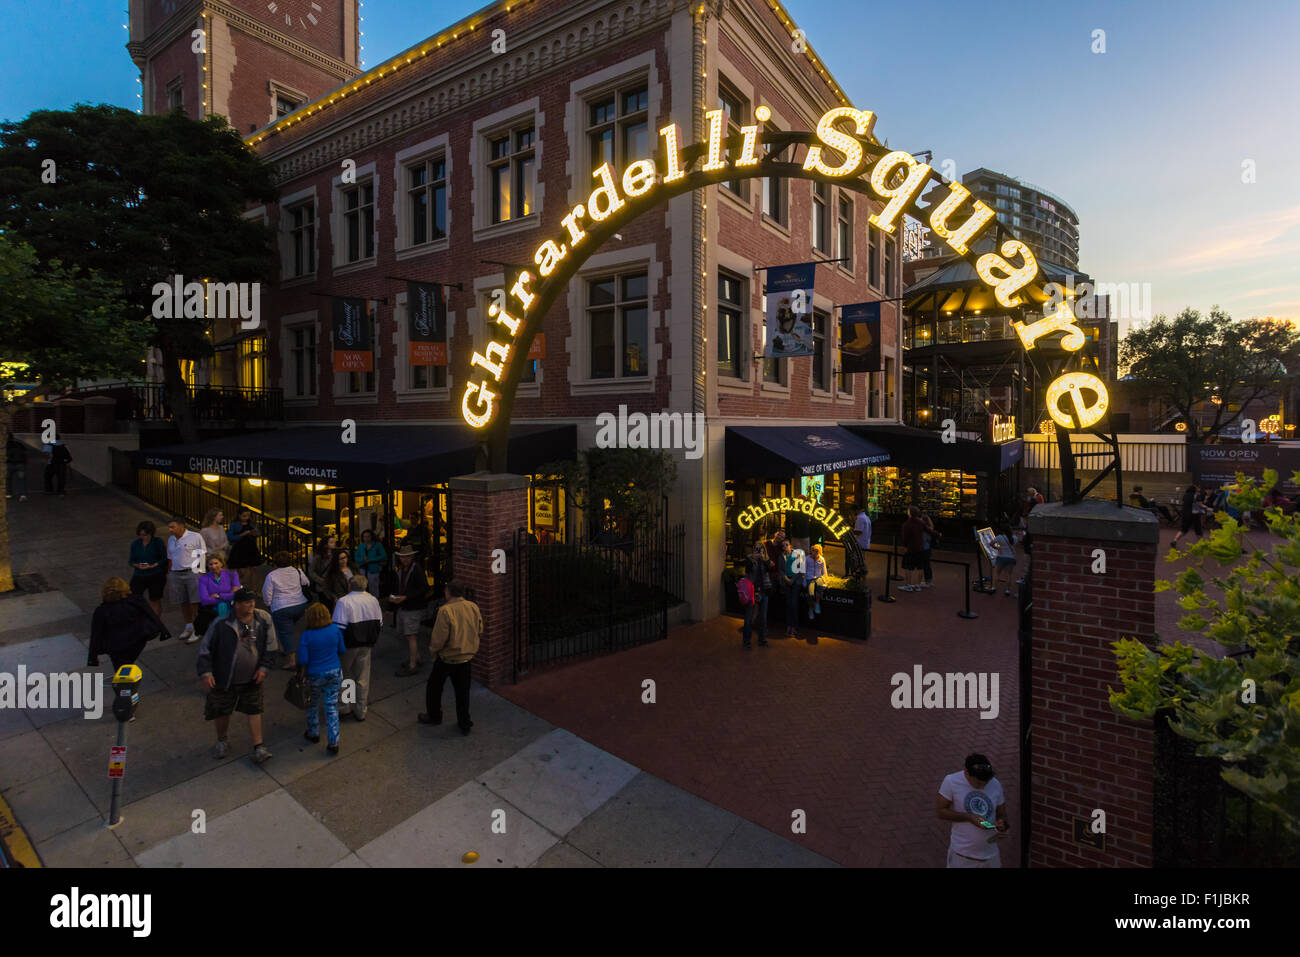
936, 753, 1008, 867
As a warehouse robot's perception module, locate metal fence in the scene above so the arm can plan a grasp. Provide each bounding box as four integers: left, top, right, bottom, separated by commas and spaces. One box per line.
1153, 708, 1299, 867
513, 519, 685, 676
1024, 438, 1186, 473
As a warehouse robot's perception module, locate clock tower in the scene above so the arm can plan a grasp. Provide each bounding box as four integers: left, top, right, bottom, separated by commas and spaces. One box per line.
127, 0, 361, 135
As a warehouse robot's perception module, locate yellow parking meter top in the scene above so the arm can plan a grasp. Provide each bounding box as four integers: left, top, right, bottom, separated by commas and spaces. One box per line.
112, 664, 143, 686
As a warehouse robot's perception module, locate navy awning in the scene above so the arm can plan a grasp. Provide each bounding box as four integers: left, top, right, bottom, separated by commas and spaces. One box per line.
726, 425, 890, 479
843, 423, 1019, 475
130, 423, 575, 488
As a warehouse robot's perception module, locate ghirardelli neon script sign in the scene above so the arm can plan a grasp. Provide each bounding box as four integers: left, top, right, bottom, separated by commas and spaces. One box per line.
461, 106, 1107, 434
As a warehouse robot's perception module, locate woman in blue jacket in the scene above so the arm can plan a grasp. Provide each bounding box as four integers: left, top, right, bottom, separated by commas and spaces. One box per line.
354, 529, 387, 597
296, 602, 347, 754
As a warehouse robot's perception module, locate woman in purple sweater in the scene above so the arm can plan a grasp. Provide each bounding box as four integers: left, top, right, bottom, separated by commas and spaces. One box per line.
195, 554, 241, 636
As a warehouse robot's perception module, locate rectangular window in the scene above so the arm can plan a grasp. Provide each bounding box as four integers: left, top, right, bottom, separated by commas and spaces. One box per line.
347, 312, 377, 394
408, 304, 447, 391
238, 335, 268, 391
291, 326, 316, 398
167, 82, 183, 112
885, 356, 895, 418
885, 236, 897, 295
288, 202, 316, 278
717, 82, 746, 198
869, 372, 880, 417
837, 195, 853, 270
812, 309, 828, 392
586, 83, 649, 173
812, 181, 828, 253
760, 125, 786, 225
488, 123, 535, 224
407, 155, 447, 247
275, 95, 299, 118
868, 224, 879, 288
717, 271, 745, 380
760, 291, 784, 384
343, 182, 375, 263
841, 365, 853, 395
588, 272, 649, 380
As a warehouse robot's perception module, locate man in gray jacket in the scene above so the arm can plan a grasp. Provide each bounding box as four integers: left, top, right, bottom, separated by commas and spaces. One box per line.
196, 587, 277, 763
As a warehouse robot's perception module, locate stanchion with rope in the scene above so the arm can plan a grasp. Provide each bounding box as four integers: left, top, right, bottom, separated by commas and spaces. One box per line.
878, 545, 896, 603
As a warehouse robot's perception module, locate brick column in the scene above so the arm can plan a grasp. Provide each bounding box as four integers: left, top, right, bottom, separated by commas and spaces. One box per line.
1027, 501, 1159, 867
448, 472, 528, 689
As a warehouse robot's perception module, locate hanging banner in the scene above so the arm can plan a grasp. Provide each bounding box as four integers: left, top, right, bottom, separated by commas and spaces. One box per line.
332, 297, 373, 372
527, 334, 546, 360
764, 262, 816, 358
839, 301, 881, 374
407, 282, 447, 366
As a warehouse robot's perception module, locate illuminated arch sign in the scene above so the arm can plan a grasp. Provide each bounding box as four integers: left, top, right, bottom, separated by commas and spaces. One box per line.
463, 104, 1109, 454
736, 496, 852, 540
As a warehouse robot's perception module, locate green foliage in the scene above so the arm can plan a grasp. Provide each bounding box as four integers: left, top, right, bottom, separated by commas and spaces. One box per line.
0, 105, 278, 362
1119, 308, 1300, 441
1109, 470, 1300, 831
0, 232, 150, 393
542, 447, 677, 537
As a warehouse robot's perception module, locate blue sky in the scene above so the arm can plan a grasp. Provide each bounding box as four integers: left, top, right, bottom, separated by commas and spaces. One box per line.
2, 0, 1297, 327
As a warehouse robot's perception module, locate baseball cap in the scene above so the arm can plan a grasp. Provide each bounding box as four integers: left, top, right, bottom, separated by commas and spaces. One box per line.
965, 754, 994, 781
232, 587, 257, 602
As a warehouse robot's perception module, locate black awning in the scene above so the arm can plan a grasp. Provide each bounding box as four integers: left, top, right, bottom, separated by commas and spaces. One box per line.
726, 425, 890, 479
131, 423, 576, 488
842, 423, 1016, 475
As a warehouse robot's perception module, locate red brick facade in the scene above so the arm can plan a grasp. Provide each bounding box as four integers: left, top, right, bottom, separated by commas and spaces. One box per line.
1027, 511, 1158, 867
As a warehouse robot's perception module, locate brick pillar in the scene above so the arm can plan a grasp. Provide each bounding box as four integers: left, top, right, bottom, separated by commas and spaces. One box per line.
448, 472, 528, 689
1027, 501, 1159, 867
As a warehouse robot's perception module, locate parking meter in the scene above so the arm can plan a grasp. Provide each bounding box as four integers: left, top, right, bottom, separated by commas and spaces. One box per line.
111, 665, 142, 722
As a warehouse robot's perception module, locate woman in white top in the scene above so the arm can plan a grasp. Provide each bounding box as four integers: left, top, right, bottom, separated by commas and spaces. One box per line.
262, 550, 312, 668
804, 543, 827, 620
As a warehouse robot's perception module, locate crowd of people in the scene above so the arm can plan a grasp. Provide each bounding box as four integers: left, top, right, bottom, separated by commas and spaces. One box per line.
90, 511, 483, 764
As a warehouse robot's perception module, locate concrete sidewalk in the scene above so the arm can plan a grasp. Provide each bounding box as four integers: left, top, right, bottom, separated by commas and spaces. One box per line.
0, 482, 833, 867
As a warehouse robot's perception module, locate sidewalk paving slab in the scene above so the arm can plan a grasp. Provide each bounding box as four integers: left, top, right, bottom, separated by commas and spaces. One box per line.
531, 841, 604, 867
135, 789, 352, 868
4, 763, 101, 844
355, 779, 557, 868
563, 772, 744, 868
476, 728, 640, 838
709, 819, 838, 868
0, 728, 65, 791
259, 710, 401, 788
0, 634, 102, 728
34, 817, 135, 868
0, 592, 85, 631
112, 758, 281, 858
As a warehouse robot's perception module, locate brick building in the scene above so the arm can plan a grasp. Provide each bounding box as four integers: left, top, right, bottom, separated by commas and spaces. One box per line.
124, 0, 910, 620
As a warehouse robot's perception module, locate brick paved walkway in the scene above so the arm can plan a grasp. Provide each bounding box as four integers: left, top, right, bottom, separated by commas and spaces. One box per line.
499, 561, 1024, 867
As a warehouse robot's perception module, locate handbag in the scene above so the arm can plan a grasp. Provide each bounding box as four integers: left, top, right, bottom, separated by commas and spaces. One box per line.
284, 670, 314, 710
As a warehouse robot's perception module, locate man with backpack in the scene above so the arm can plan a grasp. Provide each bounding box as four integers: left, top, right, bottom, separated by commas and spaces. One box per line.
740, 536, 774, 649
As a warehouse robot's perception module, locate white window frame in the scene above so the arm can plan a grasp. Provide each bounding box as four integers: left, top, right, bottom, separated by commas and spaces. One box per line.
810, 296, 833, 399
268, 79, 306, 124
566, 52, 661, 209
332, 302, 380, 404
565, 243, 660, 396
278, 185, 318, 286
393, 289, 452, 402
332, 162, 379, 273
280, 311, 319, 405
470, 274, 540, 400
394, 132, 452, 258
472, 98, 543, 240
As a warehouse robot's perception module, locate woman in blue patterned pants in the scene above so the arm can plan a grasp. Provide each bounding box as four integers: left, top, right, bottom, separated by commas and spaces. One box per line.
296, 603, 347, 754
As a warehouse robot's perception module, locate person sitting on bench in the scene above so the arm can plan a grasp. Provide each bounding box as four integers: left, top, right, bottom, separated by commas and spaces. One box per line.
1131, 486, 1174, 523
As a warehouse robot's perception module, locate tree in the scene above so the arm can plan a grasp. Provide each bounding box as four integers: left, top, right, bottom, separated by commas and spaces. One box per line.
1120, 308, 1300, 442
543, 448, 677, 540
1110, 470, 1300, 832
0, 233, 152, 592
0, 105, 278, 442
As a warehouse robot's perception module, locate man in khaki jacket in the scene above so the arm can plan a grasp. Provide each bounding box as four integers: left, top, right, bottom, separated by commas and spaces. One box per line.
418, 581, 483, 735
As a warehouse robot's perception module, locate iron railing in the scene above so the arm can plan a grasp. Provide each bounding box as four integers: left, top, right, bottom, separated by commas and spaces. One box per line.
514, 518, 685, 676
71, 382, 283, 424
1153, 709, 1299, 867
129, 467, 312, 569
1024, 437, 1185, 473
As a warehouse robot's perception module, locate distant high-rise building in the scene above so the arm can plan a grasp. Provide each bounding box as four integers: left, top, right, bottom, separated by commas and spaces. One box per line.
960, 168, 1080, 271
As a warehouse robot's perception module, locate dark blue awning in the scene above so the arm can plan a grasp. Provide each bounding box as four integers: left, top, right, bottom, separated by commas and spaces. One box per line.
726, 425, 890, 479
